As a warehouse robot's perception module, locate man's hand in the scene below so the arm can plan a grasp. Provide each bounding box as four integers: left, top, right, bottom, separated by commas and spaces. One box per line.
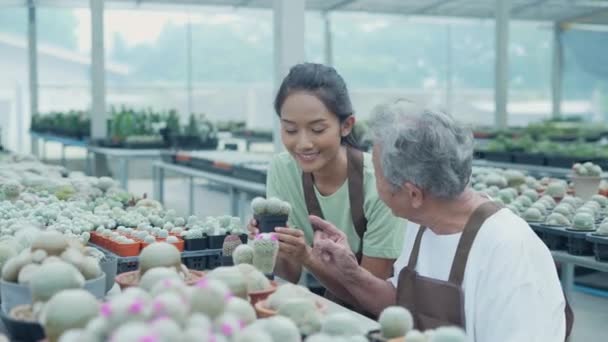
274, 227, 311, 264
309, 215, 350, 249
246, 217, 259, 240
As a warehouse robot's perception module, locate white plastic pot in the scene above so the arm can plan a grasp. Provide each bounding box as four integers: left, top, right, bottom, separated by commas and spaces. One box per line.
571, 175, 601, 201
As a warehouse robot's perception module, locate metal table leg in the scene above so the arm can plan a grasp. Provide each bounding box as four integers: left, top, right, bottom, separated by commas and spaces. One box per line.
229, 186, 239, 217
85, 150, 91, 175
30, 135, 38, 157
41, 139, 46, 161
119, 158, 128, 190
153, 165, 165, 203
188, 176, 194, 215
61, 144, 66, 167
561, 262, 574, 298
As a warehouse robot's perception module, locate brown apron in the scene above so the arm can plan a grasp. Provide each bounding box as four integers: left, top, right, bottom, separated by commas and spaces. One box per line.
302, 147, 367, 303
396, 201, 574, 340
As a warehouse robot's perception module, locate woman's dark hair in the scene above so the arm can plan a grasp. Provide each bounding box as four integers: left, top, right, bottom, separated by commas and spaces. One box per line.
274, 63, 359, 148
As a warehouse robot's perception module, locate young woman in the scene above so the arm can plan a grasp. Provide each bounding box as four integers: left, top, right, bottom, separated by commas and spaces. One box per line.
248, 63, 405, 306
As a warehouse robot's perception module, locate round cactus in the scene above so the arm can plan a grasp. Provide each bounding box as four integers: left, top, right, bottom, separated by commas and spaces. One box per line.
514, 195, 532, 208
522, 189, 539, 202
597, 222, 608, 235
214, 313, 244, 338
591, 194, 608, 207
29, 261, 85, 304
267, 284, 311, 310
545, 213, 571, 227
149, 292, 189, 324
225, 296, 257, 325
553, 204, 574, 217
31, 230, 69, 256
185, 229, 204, 240
236, 263, 271, 292
321, 312, 365, 336
138, 267, 182, 292
277, 298, 321, 336
428, 326, 466, 342
251, 197, 268, 215
250, 316, 300, 342
190, 278, 231, 319
223, 234, 243, 257
138, 242, 183, 276
545, 182, 567, 198
404, 330, 426, 342
484, 173, 507, 188
522, 207, 543, 222
207, 266, 248, 299
252, 233, 279, 275
234, 326, 274, 342
378, 306, 414, 339
572, 212, 595, 230
43, 289, 99, 342
233, 244, 254, 265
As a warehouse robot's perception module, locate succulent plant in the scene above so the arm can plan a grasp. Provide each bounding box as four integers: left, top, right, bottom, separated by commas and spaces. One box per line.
236, 263, 271, 292
225, 296, 256, 325
222, 234, 243, 257
138, 267, 182, 292
43, 289, 99, 342
251, 197, 291, 216
514, 195, 532, 208
572, 212, 595, 230
597, 222, 608, 235
378, 306, 413, 339
277, 298, 321, 336
428, 326, 466, 342
249, 316, 300, 342
320, 312, 365, 337
484, 173, 507, 188
185, 229, 204, 240
252, 233, 279, 275
522, 189, 539, 202
234, 325, 273, 342
190, 278, 231, 319
266, 284, 311, 311
573, 162, 602, 177
590, 194, 608, 208
404, 330, 426, 342
522, 207, 543, 222
138, 242, 183, 277
233, 244, 254, 265
545, 182, 567, 198
207, 266, 248, 299
545, 213, 571, 226
214, 312, 244, 338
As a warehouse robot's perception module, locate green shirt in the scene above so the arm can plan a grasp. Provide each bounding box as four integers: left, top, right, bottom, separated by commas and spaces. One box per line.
266, 151, 406, 259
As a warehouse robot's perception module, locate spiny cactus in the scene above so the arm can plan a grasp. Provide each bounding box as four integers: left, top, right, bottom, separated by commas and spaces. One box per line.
252, 233, 279, 275
214, 313, 244, 338
223, 234, 243, 257
185, 229, 204, 240
545, 182, 567, 198
233, 244, 254, 265
428, 326, 466, 342
236, 263, 271, 292
545, 213, 571, 226
266, 284, 311, 311
251, 197, 291, 216
225, 296, 256, 325
138, 242, 183, 276
572, 212, 595, 230
138, 267, 182, 292
320, 312, 365, 337
378, 306, 414, 339
522, 207, 543, 222
234, 325, 274, 342
522, 189, 539, 202
30, 261, 85, 304
250, 316, 301, 342
190, 278, 231, 319
207, 266, 248, 299
43, 289, 99, 342
277, 298, 321, 336
405, 330, 426, 342
149, 292, 189, 325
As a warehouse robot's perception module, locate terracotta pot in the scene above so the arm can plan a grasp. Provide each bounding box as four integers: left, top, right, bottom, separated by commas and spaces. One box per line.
253, 298, 326, 318
115, 270, 205, 290
248, 281, 278, 305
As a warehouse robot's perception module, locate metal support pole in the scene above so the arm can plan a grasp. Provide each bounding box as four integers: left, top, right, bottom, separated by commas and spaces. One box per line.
186, 14, 193, 116
495, 0, 511, 129
551, 23, 563, 120
188, 176, 195, 215
561, 262, 574, 299
323, 11, 333, 67
119, 158, 128, 191
27, 0, 39, 131
446, 22, 453, 113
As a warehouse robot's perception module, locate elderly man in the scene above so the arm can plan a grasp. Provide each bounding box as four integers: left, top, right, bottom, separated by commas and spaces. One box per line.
308, 99, 572, 341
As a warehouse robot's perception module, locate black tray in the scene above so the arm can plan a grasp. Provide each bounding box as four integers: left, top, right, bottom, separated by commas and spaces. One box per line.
531, 224, 568, 251
184, 237, 208, 251
586, 233, 608, 262
0, 309, 45, 342
483, 151, 513, 163
562, 228, 594, 256
512, 152, 546, 166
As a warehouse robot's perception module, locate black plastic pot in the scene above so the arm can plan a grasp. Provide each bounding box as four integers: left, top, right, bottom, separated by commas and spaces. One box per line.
184, 237, 208, 251
254, 214, 288, 234
239, 233, 248, 245
221, 255, 234, 267
208, 234, 228, 249
545, 155, 590, 168
587, 234, 608, 262
512, 152, 546, 166
483, 151, 513, 163
0, 309, 45, 342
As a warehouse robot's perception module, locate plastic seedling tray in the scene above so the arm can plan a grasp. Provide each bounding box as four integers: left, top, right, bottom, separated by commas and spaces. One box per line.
586, 233, 608, 262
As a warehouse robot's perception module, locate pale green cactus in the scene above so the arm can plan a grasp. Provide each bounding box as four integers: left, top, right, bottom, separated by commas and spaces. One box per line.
190, 278, 231, 319
29, 261, 85, 304
252, 233, 279, 275
514, 195, 532, 208
591, 194, 608, 207
249, 316, 300, 342
546, 182, 567, 198
378, 306, 414, 339
522, 189, 539, 202
149, 292, 189, 324
214, 313, 244, 338
43, 289, 99, 342
236, 263, 271, 292
267, 284, 311, 310
207, 266, 248, 299
404, 330, 427, 342
277, 298, 321, 336
223, 234, 243, 257
234, 326, 273, 342
251, 197, 268, 215
522, 207, 543, 222
225, 297, 257, 325
572, 212, 595, 230
484, 173, 507, 188
320, 312, 365, 336
560, 196, 580, 209
428, 326, 466, 342
138, 242, 183, 276
185, 229, 204, 240
233, 244, 254, 265
530, 202, 548, 215
138, 267, 182, 292
553, 204, 574, 217
545, 213, 571, 227
219, 215, 233, 228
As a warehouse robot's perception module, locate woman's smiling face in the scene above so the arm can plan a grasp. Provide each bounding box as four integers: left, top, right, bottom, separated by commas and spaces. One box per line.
279, 91, 344, 173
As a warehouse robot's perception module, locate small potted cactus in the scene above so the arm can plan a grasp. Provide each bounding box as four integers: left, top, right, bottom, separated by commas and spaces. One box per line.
252, 233, 279, 279
571, 162, 603, 200
208, 216, 231, 249
221, 234, 243, 267
251, 197, 291, 233
183, 228, 208, 251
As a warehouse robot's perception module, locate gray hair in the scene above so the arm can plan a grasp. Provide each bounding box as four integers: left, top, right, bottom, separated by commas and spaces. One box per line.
369, 99, 474, 199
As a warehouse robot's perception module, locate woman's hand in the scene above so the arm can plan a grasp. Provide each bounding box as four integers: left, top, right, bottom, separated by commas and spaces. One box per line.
274, 227, 311, 264
246, 218, 259, 240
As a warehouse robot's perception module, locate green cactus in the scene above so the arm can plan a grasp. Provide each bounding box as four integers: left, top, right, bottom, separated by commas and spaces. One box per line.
539, 195, 557, 207
277, 298, 321, 336
105, 322, 153, 341
43, 289, 99, 342
378, 306, 414, 339
249, 316, 300, 342
233, 244, 254, 265
29, 261, 85, 304
0, 241, 18, 274
484, 173, 507, 188
190, 278, 231, 319
404, 330, 426, 342
428, 326, 466, 342
251, 197, 268, 215
236, 263, 271, 292
266, 284, 311, 311
522, 189, 539, 202
553, 204, 574, 217
522, 207, 543, 222
138, 267, 182, 292
214, 313, 244, 338
320, 313, 365, 336
225, 297, 257, 325
514, 195, 532, 208
185, 229, 203, 240
207, 266, 248, 299
530, 202, 548, 215
545, 182, 567, 198
223, 234, 243, 257
592, 194, 608, 207
234, 326, 274, 342
252, 233, 279, 275
572, 212, 595, 230
545, 213, 571, 226
149, 292, 189, 324
138, 242, 183, 276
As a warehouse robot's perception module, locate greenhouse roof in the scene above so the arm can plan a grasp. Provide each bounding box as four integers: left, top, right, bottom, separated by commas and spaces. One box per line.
5, 0, 608, 25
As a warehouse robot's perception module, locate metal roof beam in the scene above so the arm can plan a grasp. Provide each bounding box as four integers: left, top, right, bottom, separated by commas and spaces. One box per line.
416, 0, 455, 14
512, 0, 549, 15
325, 0, 356, 12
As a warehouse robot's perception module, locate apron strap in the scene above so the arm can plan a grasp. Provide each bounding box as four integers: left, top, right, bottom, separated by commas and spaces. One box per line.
302, 147, 368, 262
406, 226, 427, 269
448, 201, 502, 285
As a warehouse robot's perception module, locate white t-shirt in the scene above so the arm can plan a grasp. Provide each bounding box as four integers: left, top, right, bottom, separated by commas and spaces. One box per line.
389, 209, 566, 342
